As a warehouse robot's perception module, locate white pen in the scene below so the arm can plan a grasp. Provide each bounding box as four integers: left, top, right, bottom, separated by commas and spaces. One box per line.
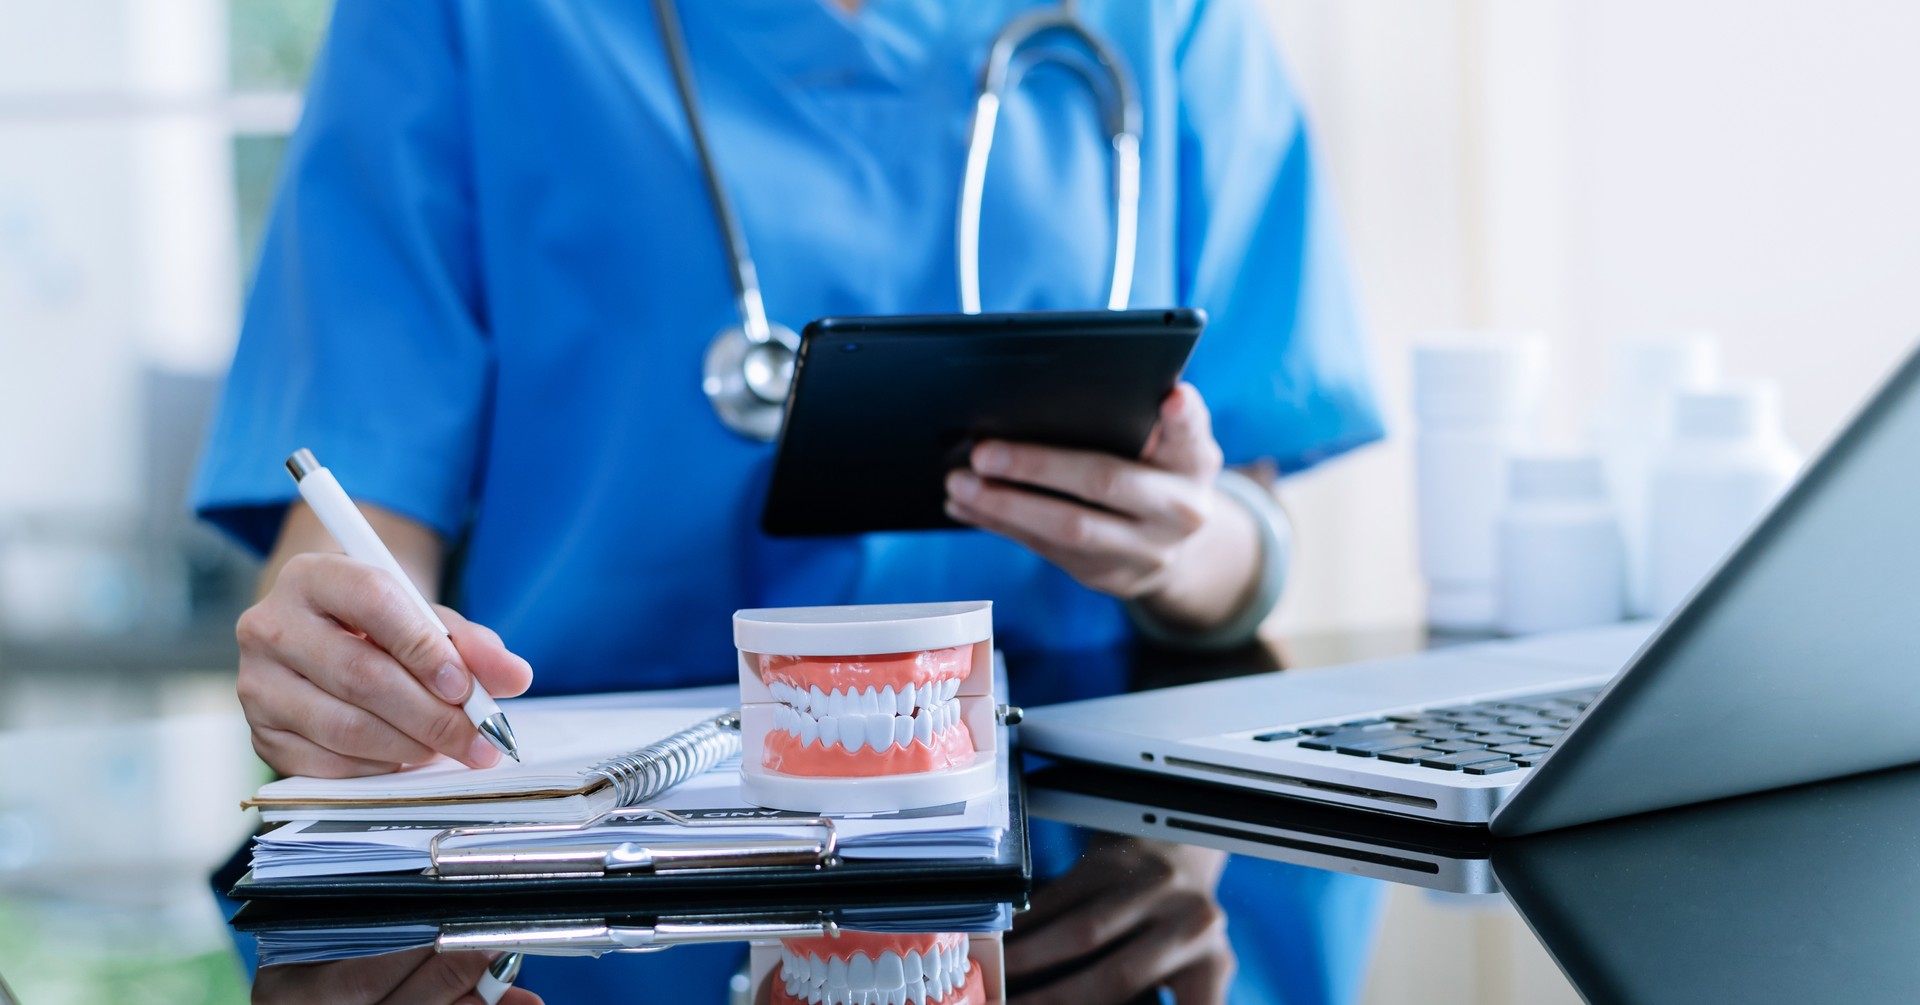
284, 448, 522, 763
474, 951, 524, 1005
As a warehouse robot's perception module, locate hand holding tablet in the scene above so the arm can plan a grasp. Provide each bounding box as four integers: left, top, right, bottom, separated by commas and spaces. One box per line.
762, 309, 1204, 537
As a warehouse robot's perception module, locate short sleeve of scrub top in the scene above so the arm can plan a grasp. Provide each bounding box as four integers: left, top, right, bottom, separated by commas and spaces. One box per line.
192, 0, 1384, 697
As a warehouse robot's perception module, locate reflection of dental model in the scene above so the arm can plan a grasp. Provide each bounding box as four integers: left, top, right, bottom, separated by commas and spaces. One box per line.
771, 933, 986, 1005
737, 603, 998, 812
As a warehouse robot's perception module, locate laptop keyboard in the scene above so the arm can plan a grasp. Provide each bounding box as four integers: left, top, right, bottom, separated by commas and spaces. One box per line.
1250, 687, 1601, 776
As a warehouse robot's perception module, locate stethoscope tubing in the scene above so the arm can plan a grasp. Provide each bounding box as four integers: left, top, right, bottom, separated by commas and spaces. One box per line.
650, 0, 791, 351
959, 6, 1141, 314
653, 0, 1145, 439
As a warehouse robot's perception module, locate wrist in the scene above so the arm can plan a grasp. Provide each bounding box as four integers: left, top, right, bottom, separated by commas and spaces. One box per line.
1127, 470, 1290, 649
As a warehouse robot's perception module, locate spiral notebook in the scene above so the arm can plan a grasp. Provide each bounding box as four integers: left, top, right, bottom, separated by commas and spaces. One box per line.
243, 705, 736, 824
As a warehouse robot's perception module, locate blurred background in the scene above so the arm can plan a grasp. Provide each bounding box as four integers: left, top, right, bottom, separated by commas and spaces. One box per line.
1, 0, 1917, 1002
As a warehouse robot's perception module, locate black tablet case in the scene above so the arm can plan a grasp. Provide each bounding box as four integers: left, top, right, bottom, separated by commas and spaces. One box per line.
763, 309, 1203, 536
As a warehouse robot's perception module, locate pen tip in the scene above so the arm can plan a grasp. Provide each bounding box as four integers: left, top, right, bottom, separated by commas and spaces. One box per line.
479, 713, 522, 763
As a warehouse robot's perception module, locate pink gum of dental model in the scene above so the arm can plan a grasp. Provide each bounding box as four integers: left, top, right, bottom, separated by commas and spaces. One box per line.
756, 648, 978, 778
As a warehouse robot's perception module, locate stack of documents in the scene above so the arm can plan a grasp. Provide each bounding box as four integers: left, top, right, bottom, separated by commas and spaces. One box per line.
245, 696, 1010, 881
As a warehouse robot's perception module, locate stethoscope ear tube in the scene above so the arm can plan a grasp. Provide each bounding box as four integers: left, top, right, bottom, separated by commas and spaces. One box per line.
958, 8, 1142, 314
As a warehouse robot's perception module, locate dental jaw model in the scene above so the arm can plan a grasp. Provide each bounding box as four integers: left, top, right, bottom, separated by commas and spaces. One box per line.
756, 930, 1004, 1005
737, 602, 998, 812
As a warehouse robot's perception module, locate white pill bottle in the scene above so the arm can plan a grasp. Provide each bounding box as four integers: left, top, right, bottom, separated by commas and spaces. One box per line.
1646, 384, 1802, 616
1413, 339, 1547, 633
1587, 334, 1720, 616
1497, 453, 1626, 636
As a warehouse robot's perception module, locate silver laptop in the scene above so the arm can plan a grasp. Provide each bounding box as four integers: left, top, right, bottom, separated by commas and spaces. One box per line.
1021, 341, 1920, 836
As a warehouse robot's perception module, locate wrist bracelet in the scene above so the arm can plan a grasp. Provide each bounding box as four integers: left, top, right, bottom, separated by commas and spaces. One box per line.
1124, 468, 1292, 651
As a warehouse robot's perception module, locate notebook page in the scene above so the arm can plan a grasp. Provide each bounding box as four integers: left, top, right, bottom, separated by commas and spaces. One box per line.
251, 706, 727, 802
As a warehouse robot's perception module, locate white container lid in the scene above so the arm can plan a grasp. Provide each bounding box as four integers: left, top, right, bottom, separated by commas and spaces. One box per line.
734, 601, 993, 656
1608, 333, 1718, 402
1507, 452, 1608, 503
1412, 337, 1548, 424
1672, 383, 1780, 440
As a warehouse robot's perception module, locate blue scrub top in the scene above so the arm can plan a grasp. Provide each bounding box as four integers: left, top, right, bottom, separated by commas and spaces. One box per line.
194, 0, 1382, 695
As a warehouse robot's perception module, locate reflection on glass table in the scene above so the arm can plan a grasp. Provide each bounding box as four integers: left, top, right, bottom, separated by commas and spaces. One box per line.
1029, 757, 1920, 1003
242, 900, 1012, 1005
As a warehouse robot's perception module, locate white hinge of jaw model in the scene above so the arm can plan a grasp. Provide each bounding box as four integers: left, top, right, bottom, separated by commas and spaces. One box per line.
735, 602, 1000, 813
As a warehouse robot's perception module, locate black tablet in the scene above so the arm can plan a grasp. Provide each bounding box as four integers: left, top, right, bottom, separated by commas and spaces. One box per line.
762, 308, 1204, 536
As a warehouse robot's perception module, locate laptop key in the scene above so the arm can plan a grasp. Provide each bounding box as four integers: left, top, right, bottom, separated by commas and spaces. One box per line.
1423, 739, 1491, 753
1471, 731, 1535, 746
1419, 749, 1510, 770
1252, 730, 1301, 742
1339, 718, 1389, 729
1514, 754, 1548, 766
1334, 736, 1430, 757
1378, 749, 1429, 764
1465, 760, 1521, 775
1490, 743, 1552, 756
1301, 727, 1417, 750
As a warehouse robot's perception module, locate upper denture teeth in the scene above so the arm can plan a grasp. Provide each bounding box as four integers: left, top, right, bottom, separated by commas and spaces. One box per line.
875, 951, 905, 990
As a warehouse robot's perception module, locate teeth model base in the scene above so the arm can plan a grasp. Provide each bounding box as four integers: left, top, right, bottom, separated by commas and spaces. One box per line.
770, 933, 986, 1005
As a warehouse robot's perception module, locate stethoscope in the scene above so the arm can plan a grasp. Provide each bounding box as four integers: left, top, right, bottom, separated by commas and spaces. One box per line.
651, 0, 1142, 441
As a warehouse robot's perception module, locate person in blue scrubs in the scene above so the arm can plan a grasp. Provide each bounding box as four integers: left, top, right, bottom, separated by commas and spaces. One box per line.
198, 0, 1384, 1001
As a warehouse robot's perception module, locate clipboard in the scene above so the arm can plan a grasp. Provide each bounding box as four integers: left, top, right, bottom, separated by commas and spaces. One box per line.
228, 749, 1029, 907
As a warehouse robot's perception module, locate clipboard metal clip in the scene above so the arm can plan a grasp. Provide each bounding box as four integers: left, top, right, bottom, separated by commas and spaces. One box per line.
428, 807, 839, 880
437, 915, 839, 957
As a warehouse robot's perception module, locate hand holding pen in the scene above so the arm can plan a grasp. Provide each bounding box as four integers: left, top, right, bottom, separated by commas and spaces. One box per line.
234, 449, 533, 778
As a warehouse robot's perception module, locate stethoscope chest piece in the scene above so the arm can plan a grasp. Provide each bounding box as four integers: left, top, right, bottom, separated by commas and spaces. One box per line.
702, 322, 799, 442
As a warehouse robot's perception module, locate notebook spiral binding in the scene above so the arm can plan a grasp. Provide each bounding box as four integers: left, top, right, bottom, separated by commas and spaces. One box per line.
587, 710, 742, 806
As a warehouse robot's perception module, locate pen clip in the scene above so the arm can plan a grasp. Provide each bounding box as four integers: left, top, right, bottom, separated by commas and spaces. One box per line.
429, 807, 839, 879
436, 915, 838, 957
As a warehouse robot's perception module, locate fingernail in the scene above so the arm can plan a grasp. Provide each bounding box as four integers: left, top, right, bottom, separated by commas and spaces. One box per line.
945, 500, 970, 523
433, 663, 470, 703
972, 442, 1009, 475
467, 734, 503, 768
947, 471, 981, 503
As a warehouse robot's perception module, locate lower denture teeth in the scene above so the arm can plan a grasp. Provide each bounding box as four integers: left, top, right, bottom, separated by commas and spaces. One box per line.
914, 712, 934, 746
893, 715, 913, 748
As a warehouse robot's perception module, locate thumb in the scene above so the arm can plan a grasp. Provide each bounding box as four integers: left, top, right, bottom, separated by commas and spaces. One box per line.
1142, 383, 1224, 479
439, 606, 534, 699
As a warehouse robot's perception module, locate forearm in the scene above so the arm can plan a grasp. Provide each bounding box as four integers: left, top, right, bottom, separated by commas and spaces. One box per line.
257, 500, 447, 602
